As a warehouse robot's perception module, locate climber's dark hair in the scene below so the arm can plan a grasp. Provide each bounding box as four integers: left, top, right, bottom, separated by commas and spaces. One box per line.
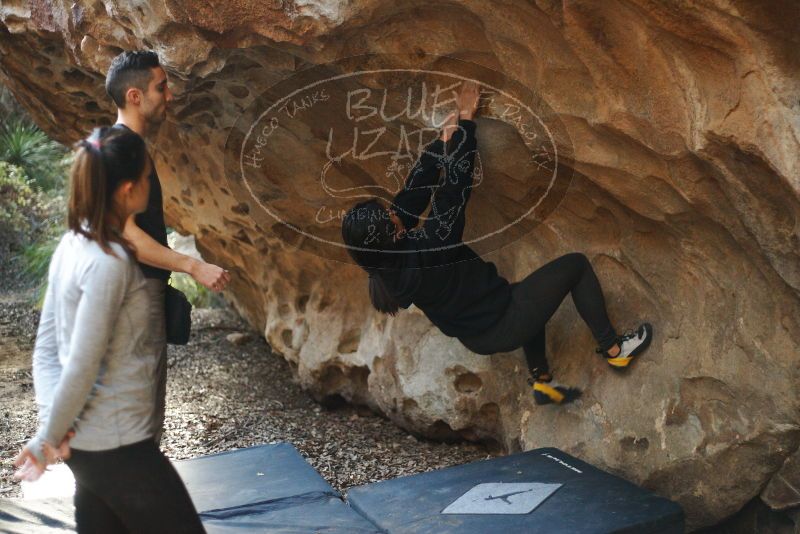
68, 127, 148, 256
341, 198, 401, 315
105, 50, 161, 108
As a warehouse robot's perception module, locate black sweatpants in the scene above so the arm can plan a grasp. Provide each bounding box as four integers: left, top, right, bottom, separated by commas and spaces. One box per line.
459, 253, 618, 376
65, 439, 205, 534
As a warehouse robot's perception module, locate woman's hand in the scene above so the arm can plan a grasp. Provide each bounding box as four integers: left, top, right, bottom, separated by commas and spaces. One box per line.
13, 446, 46, 482
455, 81, 480, 120
51, 431, 74, 462
13, 430, 74, 482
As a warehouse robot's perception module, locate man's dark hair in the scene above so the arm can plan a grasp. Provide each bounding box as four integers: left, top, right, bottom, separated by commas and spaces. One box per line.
105, 51, 161, 108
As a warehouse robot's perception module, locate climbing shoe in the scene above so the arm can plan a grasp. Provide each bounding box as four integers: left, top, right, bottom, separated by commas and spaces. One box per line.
597, 322, 653, 369
528, 377, 582, 405
529, 367, 552, 383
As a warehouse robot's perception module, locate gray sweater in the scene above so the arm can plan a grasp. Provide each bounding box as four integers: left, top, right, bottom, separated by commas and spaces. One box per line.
28, 231, 157, 462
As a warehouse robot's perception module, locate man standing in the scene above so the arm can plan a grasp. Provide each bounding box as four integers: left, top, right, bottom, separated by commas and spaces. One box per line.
105, 51, 231, 441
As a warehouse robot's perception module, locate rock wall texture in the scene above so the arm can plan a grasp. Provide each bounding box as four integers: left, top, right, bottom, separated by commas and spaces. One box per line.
1, 1, 798, 528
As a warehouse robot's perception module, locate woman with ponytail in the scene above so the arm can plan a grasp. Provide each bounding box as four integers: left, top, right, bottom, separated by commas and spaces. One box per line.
342, 81, 653, 405
14, 127, 204, 533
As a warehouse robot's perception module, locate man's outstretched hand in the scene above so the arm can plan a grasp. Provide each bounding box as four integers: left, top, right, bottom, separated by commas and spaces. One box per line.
189, 260, 231, 292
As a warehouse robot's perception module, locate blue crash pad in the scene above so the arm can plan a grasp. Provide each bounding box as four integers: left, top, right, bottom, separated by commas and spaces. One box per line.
0, 443, 378, 534
1, 444, 683, 533
174, 443, 378, 533
346, 447, 684, 534
199, 494, 379, 533
174, 443, 334, 514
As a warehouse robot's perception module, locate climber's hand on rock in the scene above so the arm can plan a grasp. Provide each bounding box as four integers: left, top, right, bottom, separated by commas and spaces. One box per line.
456, 81, 480, 120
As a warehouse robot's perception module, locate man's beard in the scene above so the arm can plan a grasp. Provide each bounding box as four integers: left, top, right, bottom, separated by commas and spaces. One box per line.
144, 109, 166, 136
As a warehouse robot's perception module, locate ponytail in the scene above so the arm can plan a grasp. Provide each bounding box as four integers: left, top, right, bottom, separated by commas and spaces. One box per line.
342, 199, 402, 315
68, 136, 110, 250
67, 127, 147, 255
368, 271, 400, 315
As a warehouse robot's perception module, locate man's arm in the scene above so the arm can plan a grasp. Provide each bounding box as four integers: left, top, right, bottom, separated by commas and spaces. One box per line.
124, 216, 230, 291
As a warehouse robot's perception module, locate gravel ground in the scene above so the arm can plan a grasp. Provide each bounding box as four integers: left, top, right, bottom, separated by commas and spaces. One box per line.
0, 287, 41, 497
0, 291, 491, 499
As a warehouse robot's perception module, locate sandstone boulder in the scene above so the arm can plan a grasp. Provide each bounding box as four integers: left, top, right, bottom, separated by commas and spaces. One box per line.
1, 1, 799, 528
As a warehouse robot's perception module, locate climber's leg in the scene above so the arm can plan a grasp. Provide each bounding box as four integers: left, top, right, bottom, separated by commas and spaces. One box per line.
511, 253, 618, 352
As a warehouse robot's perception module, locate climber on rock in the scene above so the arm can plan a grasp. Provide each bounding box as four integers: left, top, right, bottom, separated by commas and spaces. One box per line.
340, 80, 653, 405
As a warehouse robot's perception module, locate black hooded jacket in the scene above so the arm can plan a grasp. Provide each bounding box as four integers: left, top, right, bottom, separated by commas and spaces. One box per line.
379, 119, 511, 338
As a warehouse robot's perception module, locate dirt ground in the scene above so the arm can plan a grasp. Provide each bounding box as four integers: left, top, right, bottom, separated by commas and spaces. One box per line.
0, 286, 491, 499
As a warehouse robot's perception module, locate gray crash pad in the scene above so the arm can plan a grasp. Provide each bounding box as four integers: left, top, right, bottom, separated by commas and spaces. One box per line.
346, 447, 684, 533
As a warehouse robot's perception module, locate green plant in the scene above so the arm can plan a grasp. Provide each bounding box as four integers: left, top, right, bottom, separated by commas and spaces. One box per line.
0, 161, 39, 251
21, 235, 60, 307
0, 116, 67, 191
0, 160, 65, 304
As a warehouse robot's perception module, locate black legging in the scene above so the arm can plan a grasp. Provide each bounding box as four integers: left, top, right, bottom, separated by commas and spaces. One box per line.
65, 439, 205, 533
459, 253, 618, 375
